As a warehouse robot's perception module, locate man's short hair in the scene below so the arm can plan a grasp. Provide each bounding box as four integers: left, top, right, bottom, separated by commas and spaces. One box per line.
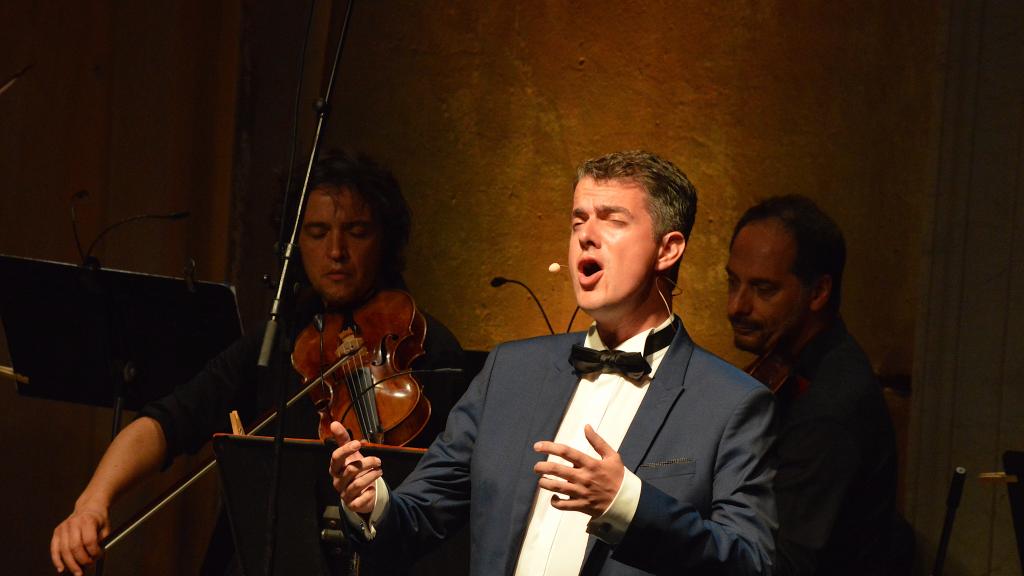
731, 195, 846, 315
575, 150, 698, 242
284, 150, 411, 290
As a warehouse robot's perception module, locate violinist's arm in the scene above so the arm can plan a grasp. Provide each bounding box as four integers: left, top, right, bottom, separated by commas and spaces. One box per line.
50, 416, 168, 576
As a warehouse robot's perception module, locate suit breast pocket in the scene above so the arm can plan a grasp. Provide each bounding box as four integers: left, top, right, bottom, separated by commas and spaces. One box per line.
636, 457, 696, 480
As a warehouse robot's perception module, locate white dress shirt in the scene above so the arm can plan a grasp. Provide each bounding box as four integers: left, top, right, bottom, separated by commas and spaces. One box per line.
513, 317, 674, 576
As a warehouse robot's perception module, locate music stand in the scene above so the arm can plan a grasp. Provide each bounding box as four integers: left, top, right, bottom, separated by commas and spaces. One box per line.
212, 434, 424, 576
1004, 450, 1024, 574
0, 254, 242, 416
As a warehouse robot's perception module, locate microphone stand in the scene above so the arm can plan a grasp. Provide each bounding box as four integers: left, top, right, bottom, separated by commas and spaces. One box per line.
931, 466, 967, 576
258, 2, 356, 574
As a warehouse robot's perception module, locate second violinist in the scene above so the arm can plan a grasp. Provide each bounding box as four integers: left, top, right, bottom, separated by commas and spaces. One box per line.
50, 151, 465, 576
725, 195, 904, 576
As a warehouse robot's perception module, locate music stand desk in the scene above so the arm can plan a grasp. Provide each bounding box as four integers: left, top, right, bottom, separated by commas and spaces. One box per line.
1, 254, 241, 410
212, 434, 424, 576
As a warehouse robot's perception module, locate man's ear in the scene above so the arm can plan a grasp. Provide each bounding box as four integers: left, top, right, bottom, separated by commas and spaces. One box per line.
808, 275, 833, 312
655, 231, 686, 272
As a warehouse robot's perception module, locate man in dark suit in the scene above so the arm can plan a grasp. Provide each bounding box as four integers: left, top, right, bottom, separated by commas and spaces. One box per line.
331, 150, 777, 575
726, 195, 901, 575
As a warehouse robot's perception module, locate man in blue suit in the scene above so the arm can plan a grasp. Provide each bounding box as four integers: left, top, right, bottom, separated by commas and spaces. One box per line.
330, 150, 777, 575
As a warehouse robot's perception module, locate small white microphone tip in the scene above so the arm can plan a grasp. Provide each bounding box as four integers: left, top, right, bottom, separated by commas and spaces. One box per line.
548, 262, 563, 273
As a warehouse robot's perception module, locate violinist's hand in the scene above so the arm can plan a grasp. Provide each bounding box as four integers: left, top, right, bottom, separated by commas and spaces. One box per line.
533, 425, 624, 518
329, 421, 382, 515
50, 500, 110, 576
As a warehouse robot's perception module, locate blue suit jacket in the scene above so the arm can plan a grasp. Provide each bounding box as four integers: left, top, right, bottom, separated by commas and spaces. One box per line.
359, 324, 777, 575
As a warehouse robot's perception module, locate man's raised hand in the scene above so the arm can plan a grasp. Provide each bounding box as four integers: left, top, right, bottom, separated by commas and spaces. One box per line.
533, 424, 624, 517
328, 420, 382, 515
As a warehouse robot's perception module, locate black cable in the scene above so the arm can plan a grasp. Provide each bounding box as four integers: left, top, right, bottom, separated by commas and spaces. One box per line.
490, 277, 555, 335
565, 306, 581, 333
338, 368, 463, 426
276, 0, 318, 257
84, 211, 190, 264
70, 190, 89, 263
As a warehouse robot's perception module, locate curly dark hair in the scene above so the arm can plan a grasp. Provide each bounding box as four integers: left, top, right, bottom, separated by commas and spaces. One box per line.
280, 150, 411, 290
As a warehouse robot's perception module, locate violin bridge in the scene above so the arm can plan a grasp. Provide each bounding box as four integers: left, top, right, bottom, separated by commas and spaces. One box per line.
335, 331, 365, 358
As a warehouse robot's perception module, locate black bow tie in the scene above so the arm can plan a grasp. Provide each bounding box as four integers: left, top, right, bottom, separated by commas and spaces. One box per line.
568, 321, 677, 380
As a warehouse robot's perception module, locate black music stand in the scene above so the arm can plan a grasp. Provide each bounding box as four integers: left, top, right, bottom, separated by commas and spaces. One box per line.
1005, 450, 1024, 575
212, 434, 425, 576
0, 254, 242, 418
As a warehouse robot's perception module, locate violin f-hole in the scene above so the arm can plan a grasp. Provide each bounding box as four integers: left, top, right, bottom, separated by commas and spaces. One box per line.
372, 333, 400, 367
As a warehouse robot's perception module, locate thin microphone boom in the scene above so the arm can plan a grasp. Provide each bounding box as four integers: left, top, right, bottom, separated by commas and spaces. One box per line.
490, 276, 555, 335
83, 210, 191, 265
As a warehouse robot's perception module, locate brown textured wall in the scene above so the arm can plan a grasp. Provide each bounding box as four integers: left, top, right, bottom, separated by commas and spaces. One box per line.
0, 2, 239, 574
326, 1, 945, 379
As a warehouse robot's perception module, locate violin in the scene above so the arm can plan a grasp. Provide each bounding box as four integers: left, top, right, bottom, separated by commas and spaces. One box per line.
745, 342, 810, 400
99, 290, 432, 555
749, 330, 811, 397
291, 289, 431, 446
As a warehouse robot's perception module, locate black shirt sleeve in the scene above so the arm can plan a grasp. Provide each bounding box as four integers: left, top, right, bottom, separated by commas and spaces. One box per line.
137, 330, 262, 468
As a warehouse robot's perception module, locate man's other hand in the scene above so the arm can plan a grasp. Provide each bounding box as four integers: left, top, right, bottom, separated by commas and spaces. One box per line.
328, 420, 382, 515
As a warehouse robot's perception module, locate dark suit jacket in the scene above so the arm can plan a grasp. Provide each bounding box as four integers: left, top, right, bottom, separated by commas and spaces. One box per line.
357, 324, 777, 575
772, 319, 898, 575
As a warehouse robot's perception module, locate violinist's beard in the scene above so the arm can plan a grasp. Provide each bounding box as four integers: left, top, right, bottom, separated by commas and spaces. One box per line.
729, 313, 804, 356
729, 318, 767, 354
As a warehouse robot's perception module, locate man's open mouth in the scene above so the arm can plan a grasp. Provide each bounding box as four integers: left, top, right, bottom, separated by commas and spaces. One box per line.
577, 257, 603, 288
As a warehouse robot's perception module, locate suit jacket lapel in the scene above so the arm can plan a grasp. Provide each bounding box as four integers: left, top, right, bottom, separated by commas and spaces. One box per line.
617, 325, 695, 470
581, 324, 696, 572
502, 334, 584, 575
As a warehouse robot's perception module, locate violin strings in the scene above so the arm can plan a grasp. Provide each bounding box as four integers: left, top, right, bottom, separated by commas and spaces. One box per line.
358, 350, 380, 437
335, 345, 360, 429
355, 351, 369, 436
351, 348, 377, 439
342, 354, 366, 437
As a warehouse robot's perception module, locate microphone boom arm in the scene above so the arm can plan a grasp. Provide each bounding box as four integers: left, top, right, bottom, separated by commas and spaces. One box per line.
491, 277, 555, 335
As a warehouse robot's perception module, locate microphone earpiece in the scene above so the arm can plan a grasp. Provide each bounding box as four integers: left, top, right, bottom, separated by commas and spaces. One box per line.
548, 263, 567, 273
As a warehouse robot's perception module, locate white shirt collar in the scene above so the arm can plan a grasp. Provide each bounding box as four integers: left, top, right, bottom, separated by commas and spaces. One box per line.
583, 315, 676, 356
